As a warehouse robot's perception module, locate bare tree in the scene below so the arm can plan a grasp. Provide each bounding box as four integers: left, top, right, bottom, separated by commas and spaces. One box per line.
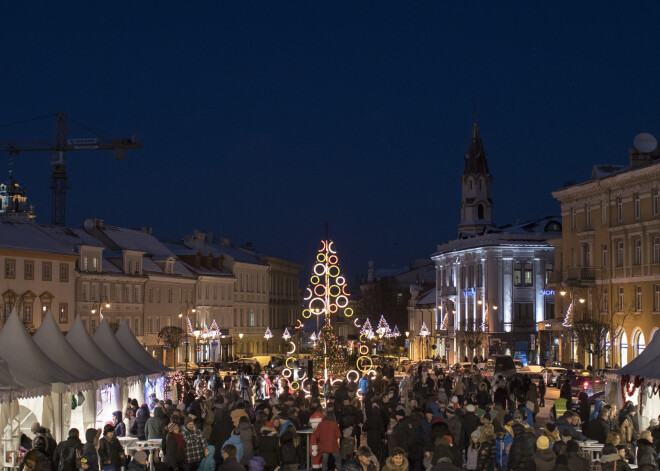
158, 326, 186, 366
570, 285, 634, 369
458, 320, 486, 361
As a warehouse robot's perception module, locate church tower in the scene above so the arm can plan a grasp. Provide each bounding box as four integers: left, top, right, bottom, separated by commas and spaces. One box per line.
0, 170, 34, 221
458, 117, 493, 237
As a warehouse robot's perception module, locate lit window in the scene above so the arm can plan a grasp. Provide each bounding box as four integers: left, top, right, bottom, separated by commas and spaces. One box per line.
634, 194, 641, 219
635, 239, 642, 266
617, 197, 623, 222
635, 286, 642, 311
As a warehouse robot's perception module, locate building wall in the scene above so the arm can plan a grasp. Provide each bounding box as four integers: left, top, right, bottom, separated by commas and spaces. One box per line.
552, 161, 660, 368
0, 249, 76, 331
231, 261, 270, 356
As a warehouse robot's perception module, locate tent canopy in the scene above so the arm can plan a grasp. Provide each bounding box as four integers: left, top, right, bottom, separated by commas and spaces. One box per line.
93, 319, 148, 377
66, 316, 133, 379
617, 330, 660, 380
34, 311, 109, 382
115, 320, 169, 374
0, 310, 80, 386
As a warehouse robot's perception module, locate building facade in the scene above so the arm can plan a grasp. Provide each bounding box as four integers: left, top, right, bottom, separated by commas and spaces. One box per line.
550, 144, 660, 368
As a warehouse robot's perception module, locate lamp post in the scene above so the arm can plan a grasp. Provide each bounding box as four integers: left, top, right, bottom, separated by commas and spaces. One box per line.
477, 298, 497, 358
178, 304, 196, 370
264, 327, 273, 355
90, 297, 111, 323
419, 322, 430, 359
559, 288, 585, 364
238, 333, 244, 358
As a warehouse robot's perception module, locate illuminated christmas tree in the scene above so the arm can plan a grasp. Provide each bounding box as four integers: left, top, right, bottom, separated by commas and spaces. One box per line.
311, 318, 347, 377
361, 318, 373, 336
419, 322, 430, 337
563, 302, 574, 327
392, 325, 401, 337
376, 315, 390, 336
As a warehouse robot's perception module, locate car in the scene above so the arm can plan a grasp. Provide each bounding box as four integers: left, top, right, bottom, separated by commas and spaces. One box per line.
561, 369, 606, 398
519, 372, 544, 390
451, 362, 477, 375
513, 359, 525, 370
519, 365, 545, 374
493, 355, 516, 379
543, 367, 567, 387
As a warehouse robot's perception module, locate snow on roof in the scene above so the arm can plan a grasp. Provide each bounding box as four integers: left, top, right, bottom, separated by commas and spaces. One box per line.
417, 289, 436, 306
115, 320, 169, 374
0, 220, 75, 255
34, 311, 109, 383
96, 225, 172, 258
495, 216, 562, 235
591, 164, 628, 180
66, 316, 133, 378
182, 239, 266, 266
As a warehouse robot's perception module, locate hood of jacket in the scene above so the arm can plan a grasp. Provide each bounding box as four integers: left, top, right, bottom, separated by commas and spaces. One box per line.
85, 428, 98, 443
137, 406, 150, 419
279, 419, 294, 435
225, 434, 242, 447
238, 422, 252, 433
385, 456, 409, 471
112, 411, 123, 421
205, 445, 215, 458
535, 449, 556, 462
153, 407, 166, 419
638, 438, 653, 448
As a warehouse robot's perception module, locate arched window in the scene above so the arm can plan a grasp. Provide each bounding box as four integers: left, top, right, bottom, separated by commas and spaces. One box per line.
635, 330, 645, 356
620, 331, 628, 367
605, 332, 611, 367
478, 204, 484, 219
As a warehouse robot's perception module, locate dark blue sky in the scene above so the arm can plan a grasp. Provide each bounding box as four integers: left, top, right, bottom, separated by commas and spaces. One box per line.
3, 2, 660, 281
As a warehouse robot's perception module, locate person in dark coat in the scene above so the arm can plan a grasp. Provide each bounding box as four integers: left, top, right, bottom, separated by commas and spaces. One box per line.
127, 451, 148, 471
220, 444, 245, 471
577, 393, 590, 427
22, 448, 52, 471
364, 404, 385, 460
559, 380, 572, 402
508, 423, 536, 471
111, 412, 125, 438
600, 444, 632, 471
163, 423, 185, 471
129, 405, 150, 441
53, 428, 84, 471
210, 409, 235, 462
82, 429, 100, 471
587, 408, 610, 444
257, 426, 279, 471
35, 428, 58, 462
533, 436, 556, 471
636, 431, 658, 469
476, 424, 495, 471
463, 405, 480, 456
97, 425, 125, 471
565, 439, 589, 471
30, 436, 53, 471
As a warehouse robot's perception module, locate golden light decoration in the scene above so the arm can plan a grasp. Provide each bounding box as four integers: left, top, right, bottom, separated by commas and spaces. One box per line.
305, 239, 352, 319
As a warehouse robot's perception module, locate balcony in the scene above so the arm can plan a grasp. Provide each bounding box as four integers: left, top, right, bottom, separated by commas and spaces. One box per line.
566, 267, 598, 284
438, 285, 457, 297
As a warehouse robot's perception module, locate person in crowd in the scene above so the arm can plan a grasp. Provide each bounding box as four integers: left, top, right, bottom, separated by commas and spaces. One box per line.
130, 405, 150, 441
222, 430, 244, 464
98, 424, 125, 471
533, 436, 556, 471
588, 407, 611, 444
312, 412, 342, 471
342, 446, 379, 471
127, 451, 148, 471
508, 420, 536, 471
600, 443, 632, 471
22, 449, 51, 471
636, 430, 657, 469
220, 444, 244, 471
565, 439, 589, 471
279, 424, 302, 471
146, 406, 169, 440
111, 412, 125, 438
182, 417, 207, 471
465, 431, 481, 471
163, 423, 185, 471
82, 429, 100, 471
53, 428, 84, 471
556, 412, 587, 442
197, 445, 216, 471
237, 415, 256, 466
35, 427, 58, 462
258, 425, 280, 471
382, 447, 408, 471
476, 423, 496, 471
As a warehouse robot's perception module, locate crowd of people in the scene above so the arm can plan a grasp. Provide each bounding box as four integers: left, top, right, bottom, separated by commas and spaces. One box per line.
17, 362, 660, 471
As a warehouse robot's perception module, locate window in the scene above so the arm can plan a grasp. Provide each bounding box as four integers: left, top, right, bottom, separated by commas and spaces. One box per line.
602, 245, 608, 268
654, 237, 660, 263
571, 208, 577, 230
249, 309, 255, 327
155, 317, 161, 333
148, 287, 153, 303
544, 301, 554, 320
134, 318, 140, 335
42, 262, 52, 281
23, 304, 32, 324
5, 259, 15, 279
524, 263, 533, 286
477, 264, 483, 287
634, 239, 642, 266
585, 204, 591, 228
123, 285, 130, 303
635, 286, 642, 311
127, 260, 132, 274
619, 286, 625, 311
59, 303, 68, 323
617, 197, 623, 222
461, 267, 466, 287
617, 241, 624, 267
148, 317, 153, 334
583, 244, 591, 267
602, 200, 608, 224
82, 256, 88, 271
655, 190, 659, 216
513, 303, 534, 326
92, 257, 99, 271
603, 287, 608, 312
81, 284, 88, 302
468, 266, 473, 287
133, 286, 140, 303
59, 264, 69, 281
90, 318, 97, 334
545, 263, 553, 288
655, 285, 660, 312
168, 288, 173, 303
156, 288, 161, 303
634, 194, 641, 219
514, 263, 522, 286
24, 260, 34, 280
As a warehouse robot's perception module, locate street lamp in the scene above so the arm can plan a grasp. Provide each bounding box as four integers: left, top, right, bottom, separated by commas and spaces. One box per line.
178, 305, 196, 370
420, 322, 430, 359
264, 327, 273, 355
238, 333, 244, 358
90, 298, 111, 323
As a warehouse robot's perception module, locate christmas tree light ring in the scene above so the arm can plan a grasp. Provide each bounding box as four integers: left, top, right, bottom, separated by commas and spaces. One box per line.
346, 370, 360, 382
331, 378, 342, 386
285, 357, 296, 369
328, 303, 338, 313
342, 285, 350, 295
328, 241, 336, 253
336, 296, 349, 308
336, 276, 346, 286
314, 284, 326, 297
328, 265, 340, 277
320, 240, 327, 252
328, 254, 338, 265
282, 368, 292, 378
353, 318, 361, 328
317, 253, 326, 263
310, 298, 326, 313
356, 389, 363, 399
313, 263, 326, 275
344, 307, 354, 317
304, 288, 313, 300
368, 369, 377, 378
301, 379, 311, 393
291, 381, 300, 391
318, 378, 326, 389
356, 356, 373, 372
329, 285, 341, 297
359, 334, 368, 342
359, 345, 369, 355
310, 276, 319, 285
302, 309, 312, 318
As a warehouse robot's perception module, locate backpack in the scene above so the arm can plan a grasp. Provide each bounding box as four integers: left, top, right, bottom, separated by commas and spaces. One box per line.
58, 443, 82, 471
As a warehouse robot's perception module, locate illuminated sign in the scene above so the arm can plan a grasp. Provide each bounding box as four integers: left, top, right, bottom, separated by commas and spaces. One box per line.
539, 289, 555, 296
463, 287, 476, 296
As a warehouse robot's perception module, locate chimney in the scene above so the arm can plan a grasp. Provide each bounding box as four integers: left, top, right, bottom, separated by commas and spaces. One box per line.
629, 148, 654, 170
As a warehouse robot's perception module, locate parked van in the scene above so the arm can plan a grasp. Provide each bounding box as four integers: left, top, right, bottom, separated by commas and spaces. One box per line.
493, 355, 516, 379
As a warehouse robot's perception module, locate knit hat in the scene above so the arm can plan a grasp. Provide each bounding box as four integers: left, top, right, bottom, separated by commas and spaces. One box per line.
503, 414, 513, 424
466, 404, 476, 413
451, 396, 458, 403
167, 423, 177, 432
537, 436, 550, 450
176, 402, 186, 411
184, 416, 195, 425
395, 409, 406, 418
513, 410, 524, 423
471, 430, 481, 440
134, 451, 148, 464
103, 424, 115, 436
526, 401, 534, 410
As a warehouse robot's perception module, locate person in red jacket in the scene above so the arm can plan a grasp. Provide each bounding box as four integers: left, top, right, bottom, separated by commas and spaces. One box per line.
312, 413, 342, 471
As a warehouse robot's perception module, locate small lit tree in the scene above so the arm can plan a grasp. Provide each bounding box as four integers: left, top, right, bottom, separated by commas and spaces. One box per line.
158, 326, 186, 367
311, 319, 348, 377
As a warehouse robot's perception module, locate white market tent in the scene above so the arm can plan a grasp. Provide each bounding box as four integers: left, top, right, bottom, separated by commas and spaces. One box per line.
115, 320, 169, 375
615, 331, 660, 429
93, 320, 146, 377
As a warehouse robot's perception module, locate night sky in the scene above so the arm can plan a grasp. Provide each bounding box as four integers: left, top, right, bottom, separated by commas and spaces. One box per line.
3, 2, 660, 281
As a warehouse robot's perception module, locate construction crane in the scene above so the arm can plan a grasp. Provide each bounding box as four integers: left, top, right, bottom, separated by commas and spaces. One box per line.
0, 112, 142, 226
